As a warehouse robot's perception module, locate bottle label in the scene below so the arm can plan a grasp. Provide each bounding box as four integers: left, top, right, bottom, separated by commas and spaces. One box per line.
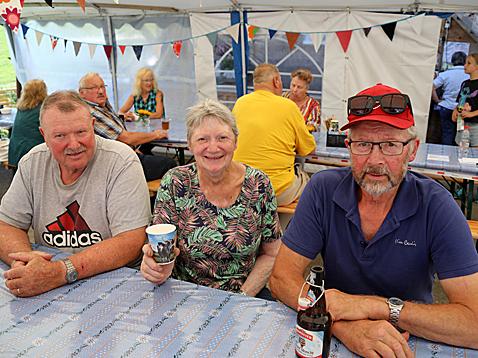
295, 325, 324, 358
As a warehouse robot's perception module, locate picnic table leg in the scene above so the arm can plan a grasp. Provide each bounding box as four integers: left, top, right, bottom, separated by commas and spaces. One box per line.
466, 180, 474, 220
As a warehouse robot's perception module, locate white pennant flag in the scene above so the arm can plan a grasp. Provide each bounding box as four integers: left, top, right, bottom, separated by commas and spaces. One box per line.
225, 23, 240, 44
88, 44, 97, 58
409, 14, 424, 36
35, 30, 44, 46
310, 33, 325, 53
152, 44, 162, 56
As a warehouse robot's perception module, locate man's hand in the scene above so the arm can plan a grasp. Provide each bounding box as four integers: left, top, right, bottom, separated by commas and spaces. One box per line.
326, 289, 386, 322
3, 251, 65, 297
140, 244, 179, 285
153, 130, 168, 140
124, 112, 136, 121
334, 320, 413, 358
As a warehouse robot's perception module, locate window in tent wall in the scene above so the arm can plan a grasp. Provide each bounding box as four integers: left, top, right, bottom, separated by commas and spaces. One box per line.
214, 34, 237, 109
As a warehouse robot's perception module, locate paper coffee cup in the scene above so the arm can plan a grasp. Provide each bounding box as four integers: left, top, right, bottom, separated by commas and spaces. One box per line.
146, 224, 176, 264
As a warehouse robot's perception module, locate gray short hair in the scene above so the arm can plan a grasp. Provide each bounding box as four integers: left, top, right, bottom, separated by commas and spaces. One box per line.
186, 99, 238, 143
253, 64, 279, 85
40, 90, 91, 127
79, 72, 102, 90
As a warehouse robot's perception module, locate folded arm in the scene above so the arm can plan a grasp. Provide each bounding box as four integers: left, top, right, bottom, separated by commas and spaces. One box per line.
3, 226, 147, 297
241, 239, 281, 296
117, 129, 168, 147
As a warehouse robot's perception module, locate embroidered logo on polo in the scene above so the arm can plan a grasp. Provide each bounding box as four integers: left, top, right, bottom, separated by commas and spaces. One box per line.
42, 201, 102, 248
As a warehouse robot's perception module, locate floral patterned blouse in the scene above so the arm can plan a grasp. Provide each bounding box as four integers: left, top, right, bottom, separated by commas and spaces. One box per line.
152, 163, 282, 292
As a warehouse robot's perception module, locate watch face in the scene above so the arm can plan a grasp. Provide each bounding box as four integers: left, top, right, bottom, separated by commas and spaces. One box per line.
389, 297, 403, 306
66, 270, 78, 283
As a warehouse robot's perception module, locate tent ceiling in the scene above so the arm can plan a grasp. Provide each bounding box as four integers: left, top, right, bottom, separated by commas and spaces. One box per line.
20, 0, 478, 19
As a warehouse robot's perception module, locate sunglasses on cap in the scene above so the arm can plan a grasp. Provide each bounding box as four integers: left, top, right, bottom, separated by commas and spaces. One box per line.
348, 93, 413, 116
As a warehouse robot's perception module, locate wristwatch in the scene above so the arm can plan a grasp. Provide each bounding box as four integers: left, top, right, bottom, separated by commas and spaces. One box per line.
387, 297, 404, 326
61, 258, 79, 284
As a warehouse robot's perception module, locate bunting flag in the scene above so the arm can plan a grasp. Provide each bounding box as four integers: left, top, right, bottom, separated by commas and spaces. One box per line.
118, 45, 126, 55
132, 45, 143, 61
172, 40, 182, 58
77, 0, 85, 12
50, 36, 59, 50
152, 44, 162, 55
409, 14, 424, 36
268, 29, 277, 39
88, 44, 96, 59
285, 32, 300, 50
310, 33, 324, 53
63, 38, 68, 51
224, 23, 239, 44
363, 27, 371, 37
1, 0, 23, 32
44, 0, 53, 7
103, 45, 113, 60
336, 30, 352, 53
206, 32, 218, 47
21, 24, 29, 38
35, 30, 44, 46
73, 41, 81, 56
247, 25, 258, 40
381, 22, 397, 41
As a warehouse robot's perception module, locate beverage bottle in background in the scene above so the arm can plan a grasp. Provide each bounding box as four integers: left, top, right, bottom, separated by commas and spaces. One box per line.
459, 125, 470, 157
296, 265, 332, 358
457, 105, 464, 132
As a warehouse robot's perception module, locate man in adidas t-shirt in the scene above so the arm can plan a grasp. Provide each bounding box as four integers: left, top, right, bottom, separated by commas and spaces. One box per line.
0, 91, 150, 297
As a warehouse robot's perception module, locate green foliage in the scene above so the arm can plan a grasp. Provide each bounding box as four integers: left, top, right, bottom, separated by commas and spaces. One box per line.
0, 26, 16, 89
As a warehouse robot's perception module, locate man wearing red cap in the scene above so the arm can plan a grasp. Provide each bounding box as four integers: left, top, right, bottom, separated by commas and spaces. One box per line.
270, 84, 478, 355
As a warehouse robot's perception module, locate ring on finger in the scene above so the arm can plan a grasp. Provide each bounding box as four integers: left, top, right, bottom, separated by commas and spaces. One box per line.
17, 288, 21, 295
11, 259, 16, 267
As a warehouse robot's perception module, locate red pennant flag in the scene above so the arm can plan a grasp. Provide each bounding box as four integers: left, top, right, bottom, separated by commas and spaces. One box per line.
172, 41, 182, 58
336, 30, 352, 53
103, 45, 113, 60
248, 25, 258, 40
50, 36, 59, 50
119, 45, 126, 55
285, 32, 300, 50
77, 0, 85, 12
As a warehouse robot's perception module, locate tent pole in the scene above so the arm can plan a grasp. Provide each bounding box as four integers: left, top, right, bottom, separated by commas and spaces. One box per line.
240, 10, 247, 95
105, 16, 119, 110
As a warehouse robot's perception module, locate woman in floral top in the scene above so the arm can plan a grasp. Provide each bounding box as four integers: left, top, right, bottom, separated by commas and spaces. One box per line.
141, 99, 282, 298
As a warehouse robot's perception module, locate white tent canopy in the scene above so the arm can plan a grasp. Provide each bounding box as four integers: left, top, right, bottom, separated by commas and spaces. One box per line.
4, 1, 478, 140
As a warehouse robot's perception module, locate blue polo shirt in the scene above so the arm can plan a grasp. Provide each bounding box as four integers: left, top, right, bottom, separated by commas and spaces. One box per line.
283, 168, 478, 303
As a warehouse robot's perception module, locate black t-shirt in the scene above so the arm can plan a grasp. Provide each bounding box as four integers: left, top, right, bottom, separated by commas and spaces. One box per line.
456, 79, 478, 122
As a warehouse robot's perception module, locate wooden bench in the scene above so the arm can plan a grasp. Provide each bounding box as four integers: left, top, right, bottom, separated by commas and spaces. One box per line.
468, 220, 478, 240
277, 200, 298, 214
147, 179, 161, 197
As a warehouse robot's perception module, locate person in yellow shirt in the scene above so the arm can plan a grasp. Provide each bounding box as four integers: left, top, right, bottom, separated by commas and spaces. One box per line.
233, 64, 316, 205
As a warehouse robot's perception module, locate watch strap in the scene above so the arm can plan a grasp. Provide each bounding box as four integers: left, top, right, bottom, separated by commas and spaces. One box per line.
62, 258, 78, 283
388, 298, 404, 326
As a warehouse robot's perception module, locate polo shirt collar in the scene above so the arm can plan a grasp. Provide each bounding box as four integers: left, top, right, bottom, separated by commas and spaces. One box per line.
333, 169, 419, 225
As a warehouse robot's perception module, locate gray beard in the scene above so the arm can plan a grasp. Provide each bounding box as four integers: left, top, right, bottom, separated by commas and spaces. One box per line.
353, 162, 408, 197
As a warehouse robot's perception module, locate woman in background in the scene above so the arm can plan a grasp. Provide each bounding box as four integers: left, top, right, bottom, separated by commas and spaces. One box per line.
283, 68, 321, 132
120, 67, 165, 120
8, 79, 47, 167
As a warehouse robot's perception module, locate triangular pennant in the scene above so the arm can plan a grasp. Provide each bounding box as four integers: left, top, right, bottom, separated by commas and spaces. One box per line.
77, 0, 85, 12
285, 32, 300, 50
1, 6, 22, 32
73, 41, 81, 56
35, 31, 43, 46
409, 15, 424, 36
132, 45, 143, 61
44, 0, 53, 7
103, 45, 113, 60
336, 30, 352, 53
172, 40, 182, 58
63, 39, 68, 51
50, 36, 59, 50
310, 33, 324, 53
21, 24, 29, 39
224, 24, 239, 44
363, 27, 371, 37
88, 44, 97, 58
268, 29, 277, 39
119, 45, 126, 55
247, 25, 258, 40
206, 32, 218, 47
152, 44, 162, 55
381, 22, 397, 41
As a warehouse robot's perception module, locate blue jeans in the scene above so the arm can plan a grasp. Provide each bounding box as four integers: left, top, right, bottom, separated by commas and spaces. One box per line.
438, 106, 457, 146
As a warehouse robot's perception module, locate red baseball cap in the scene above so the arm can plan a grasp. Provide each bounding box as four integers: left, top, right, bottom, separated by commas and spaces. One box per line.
340, 83, 414, 131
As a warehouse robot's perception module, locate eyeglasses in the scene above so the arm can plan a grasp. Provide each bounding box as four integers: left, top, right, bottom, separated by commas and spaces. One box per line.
141, 79, 154, 83
348, 138, 414, 156
348, 94, 413, 116
82, 84, 108, 91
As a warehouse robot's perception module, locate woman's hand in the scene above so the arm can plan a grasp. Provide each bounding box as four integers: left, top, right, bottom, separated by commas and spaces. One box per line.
140, 244, 178, 285
123, 112, 136, 121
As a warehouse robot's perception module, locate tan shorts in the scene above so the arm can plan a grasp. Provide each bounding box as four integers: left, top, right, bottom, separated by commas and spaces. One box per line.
276, 164, 310, 206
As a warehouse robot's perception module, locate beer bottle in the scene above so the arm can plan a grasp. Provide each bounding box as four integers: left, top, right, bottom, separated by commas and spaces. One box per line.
295, 265, 332, 358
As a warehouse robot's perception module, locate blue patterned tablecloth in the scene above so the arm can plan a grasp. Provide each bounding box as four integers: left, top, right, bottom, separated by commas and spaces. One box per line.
1, 250, 477, 357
